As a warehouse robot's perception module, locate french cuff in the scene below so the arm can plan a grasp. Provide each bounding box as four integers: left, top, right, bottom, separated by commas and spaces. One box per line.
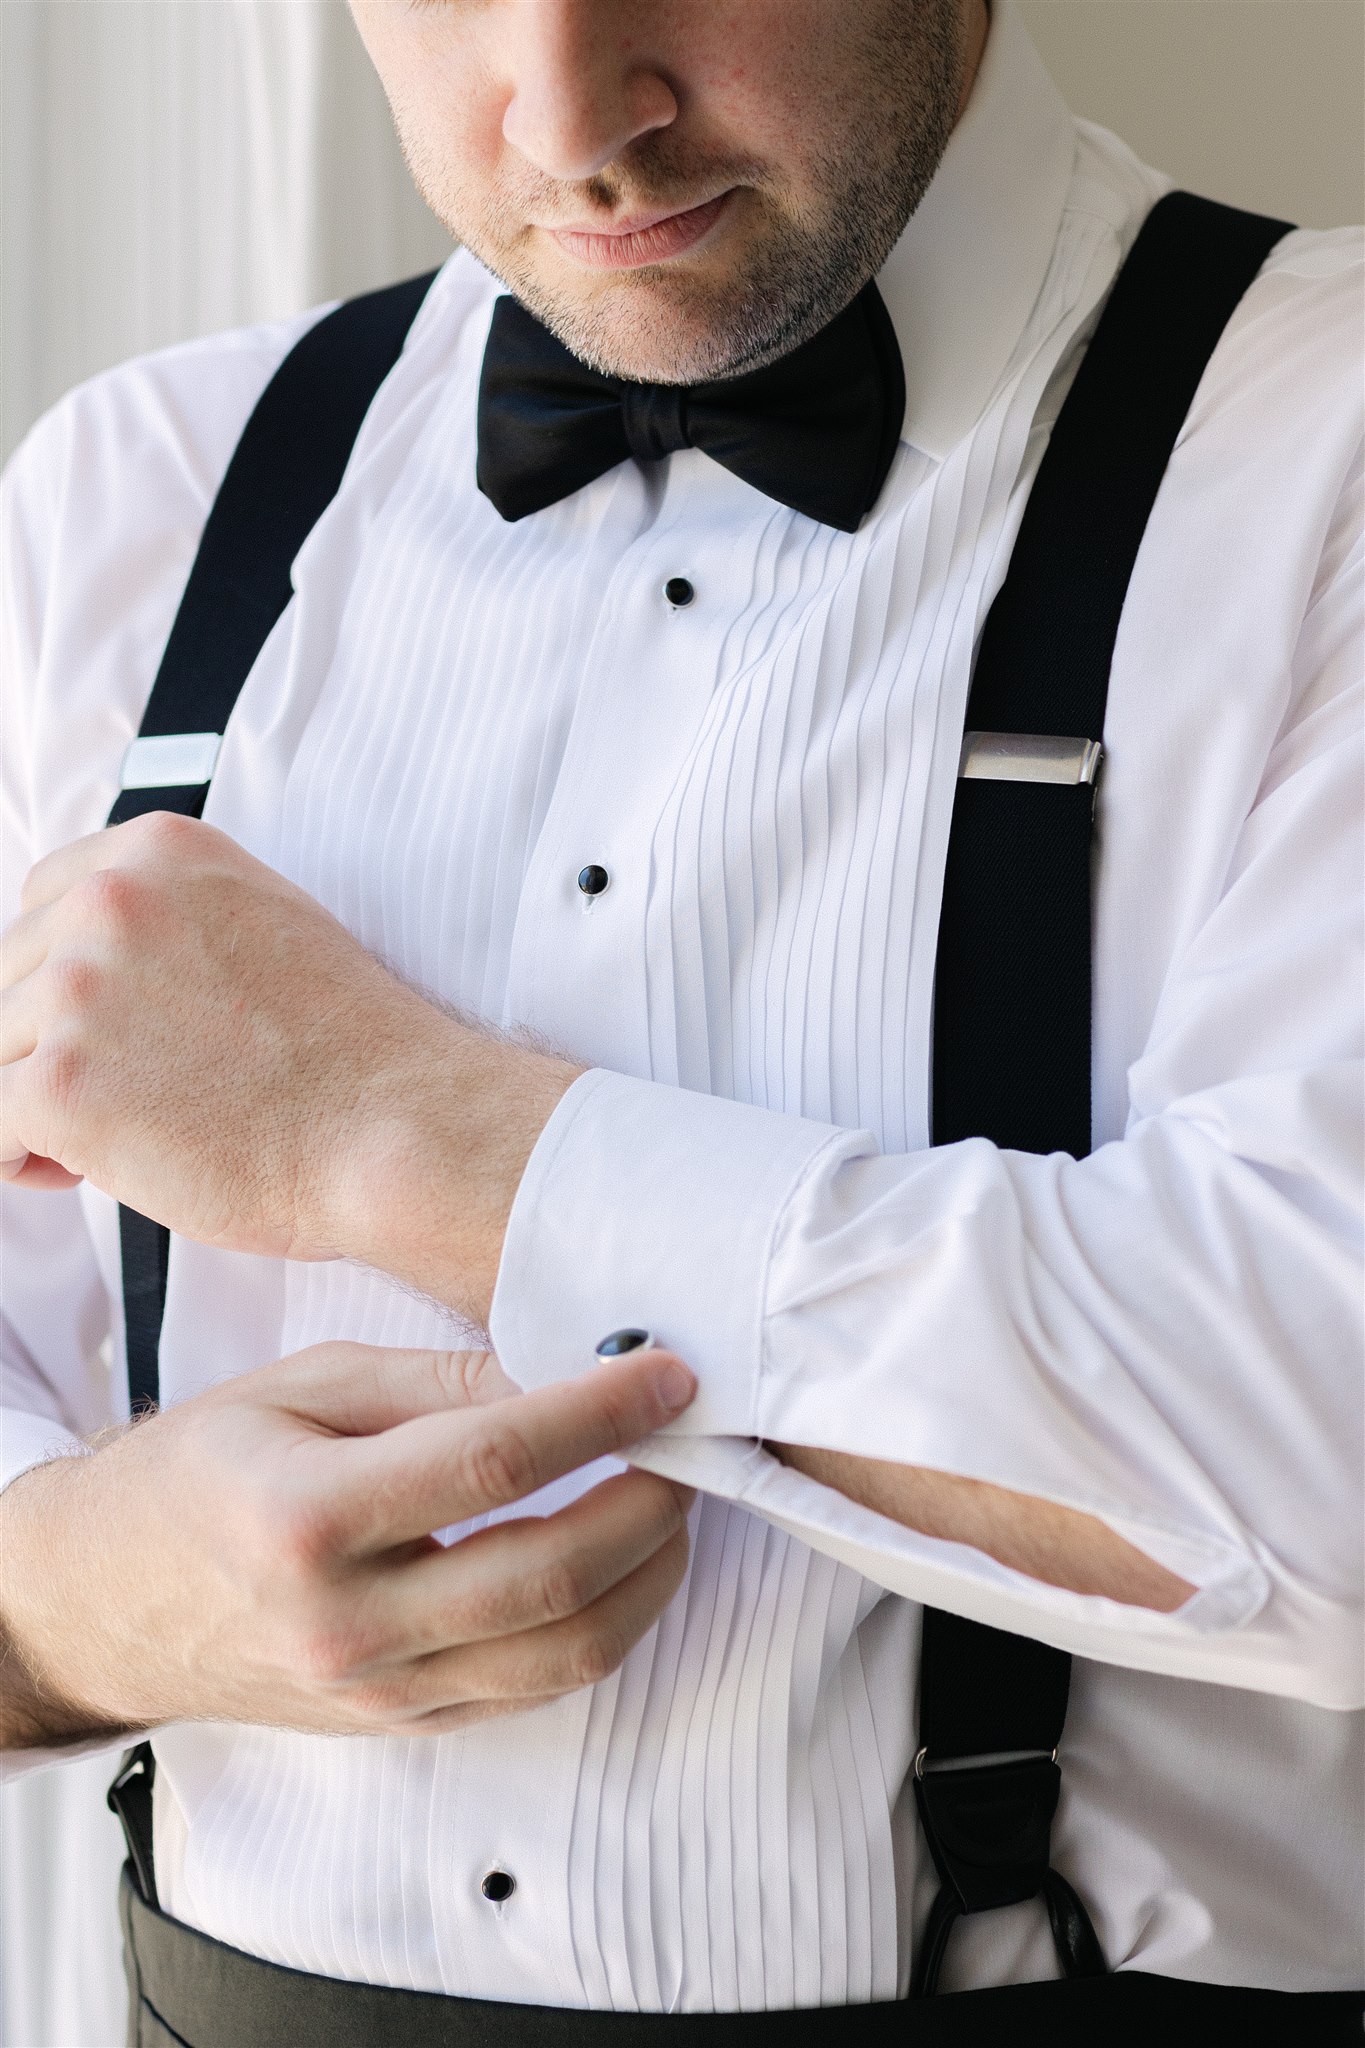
488, 1067, 846, 1437
0, 1408, 84, 1495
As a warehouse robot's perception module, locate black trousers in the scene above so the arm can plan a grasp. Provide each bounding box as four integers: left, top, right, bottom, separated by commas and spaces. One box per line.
120, 1866, 1364, 2048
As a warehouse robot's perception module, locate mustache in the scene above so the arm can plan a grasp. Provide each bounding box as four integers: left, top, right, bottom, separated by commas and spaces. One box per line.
504, 134, 770, 225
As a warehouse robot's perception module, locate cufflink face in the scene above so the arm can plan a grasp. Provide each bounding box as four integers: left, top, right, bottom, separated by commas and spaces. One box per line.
595, 1328, 653, 1357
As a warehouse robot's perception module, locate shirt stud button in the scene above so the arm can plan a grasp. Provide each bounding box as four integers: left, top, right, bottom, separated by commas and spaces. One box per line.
481, 1870, 515, 1903
577, 864, 610, 897
662, 576, 695, 608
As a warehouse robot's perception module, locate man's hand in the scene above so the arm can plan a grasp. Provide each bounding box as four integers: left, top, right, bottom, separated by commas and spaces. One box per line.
0, 812, 578, 1325
0, 1342, 696, 1748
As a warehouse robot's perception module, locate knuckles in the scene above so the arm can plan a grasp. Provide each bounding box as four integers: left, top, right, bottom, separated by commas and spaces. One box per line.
270, 1492, 349, 1578
121, 808, 205, 865
529, 1556, 592, 1627
67, 864, 153, 943
30, 1034, 90, 1123
292, 1616, 388, 1693
562, 1622, 630, 1693
343, 1670, 428, 1726
44, 952, 106, 1021
456, 1420, 539, 1511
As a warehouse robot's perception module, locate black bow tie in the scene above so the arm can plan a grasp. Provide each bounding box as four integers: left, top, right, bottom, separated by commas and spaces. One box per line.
476, 283, 906, 534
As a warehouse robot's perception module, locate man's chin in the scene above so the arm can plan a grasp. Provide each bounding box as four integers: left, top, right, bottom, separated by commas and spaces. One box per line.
507, 268, 781, 386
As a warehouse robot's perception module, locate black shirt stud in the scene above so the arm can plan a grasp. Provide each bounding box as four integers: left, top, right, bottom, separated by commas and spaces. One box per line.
481, 1870, 515, 1903
663, 577, 695, 608
577, 864, 610, 897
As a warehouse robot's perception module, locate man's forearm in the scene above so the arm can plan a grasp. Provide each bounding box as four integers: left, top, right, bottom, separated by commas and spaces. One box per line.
767, 1440, 1194, 1612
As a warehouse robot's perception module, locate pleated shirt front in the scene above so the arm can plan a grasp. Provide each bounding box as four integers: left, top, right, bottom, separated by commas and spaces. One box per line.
3, 4, 1361, 2007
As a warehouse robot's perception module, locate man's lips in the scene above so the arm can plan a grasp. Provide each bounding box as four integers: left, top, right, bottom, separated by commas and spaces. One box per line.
546, 192, 733, 270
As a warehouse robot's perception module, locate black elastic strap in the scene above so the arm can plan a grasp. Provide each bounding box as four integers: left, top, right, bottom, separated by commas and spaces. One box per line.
109, 268, 439, 1416
917, 192, 1292, 1995
108, 1740, 159, 1910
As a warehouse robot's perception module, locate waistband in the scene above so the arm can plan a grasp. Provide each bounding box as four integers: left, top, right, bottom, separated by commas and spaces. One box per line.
119, 1867, 1364, 2048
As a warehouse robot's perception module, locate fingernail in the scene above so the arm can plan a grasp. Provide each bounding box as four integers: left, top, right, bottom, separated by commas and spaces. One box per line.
595, 1327, 652, 1358
655, 1359, 695, 1412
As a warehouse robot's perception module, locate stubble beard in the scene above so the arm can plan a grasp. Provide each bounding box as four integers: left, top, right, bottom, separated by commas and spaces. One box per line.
398, 0, 968, 385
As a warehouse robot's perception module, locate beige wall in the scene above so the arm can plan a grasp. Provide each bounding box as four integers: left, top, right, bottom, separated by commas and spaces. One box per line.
1017, 0, 1364, 229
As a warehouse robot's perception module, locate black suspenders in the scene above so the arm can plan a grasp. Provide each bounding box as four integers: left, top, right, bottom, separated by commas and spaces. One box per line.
106, 196, 1292, 1986
108, 268, 440, 1415
914, 192, 1291, 1993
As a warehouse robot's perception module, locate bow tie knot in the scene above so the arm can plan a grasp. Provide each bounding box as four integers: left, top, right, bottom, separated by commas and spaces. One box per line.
620, 383, 691, 464
477, 285, 906, 533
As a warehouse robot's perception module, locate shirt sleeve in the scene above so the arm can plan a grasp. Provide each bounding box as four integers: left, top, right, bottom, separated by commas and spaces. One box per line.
1, 409, 125, 1776
1, 310, 330, 1775
490, 449, 1364, 1713
1, 406, 116, 1490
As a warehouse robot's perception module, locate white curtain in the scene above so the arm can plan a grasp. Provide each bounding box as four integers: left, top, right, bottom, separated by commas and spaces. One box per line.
0, 8, 447, 2042
1, 0, 452, 464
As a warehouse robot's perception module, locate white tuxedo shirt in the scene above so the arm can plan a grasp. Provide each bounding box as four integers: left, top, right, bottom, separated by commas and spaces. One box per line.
2, 5, 1360, 2008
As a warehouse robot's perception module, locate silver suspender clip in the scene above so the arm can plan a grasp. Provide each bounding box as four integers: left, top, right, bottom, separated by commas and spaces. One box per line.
958, 731, 1103, 788
119, 732, 223, 790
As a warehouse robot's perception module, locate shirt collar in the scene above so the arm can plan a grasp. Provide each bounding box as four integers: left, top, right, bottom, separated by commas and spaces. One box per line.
876, 1, 1077, 460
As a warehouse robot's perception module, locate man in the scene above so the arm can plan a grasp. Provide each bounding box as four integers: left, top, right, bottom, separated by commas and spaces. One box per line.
0, 0, 1360, 2036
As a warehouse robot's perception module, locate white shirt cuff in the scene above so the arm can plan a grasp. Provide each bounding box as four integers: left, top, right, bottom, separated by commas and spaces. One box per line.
489, 1066, 844, 1437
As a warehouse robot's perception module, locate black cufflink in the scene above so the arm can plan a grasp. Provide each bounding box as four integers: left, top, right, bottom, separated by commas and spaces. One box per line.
595, 1328, 653, 1357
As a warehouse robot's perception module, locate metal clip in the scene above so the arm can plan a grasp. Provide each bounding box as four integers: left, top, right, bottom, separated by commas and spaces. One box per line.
914, 1744, 1058, 1780
958, 732, 1102, 787
120, 732, 222, 790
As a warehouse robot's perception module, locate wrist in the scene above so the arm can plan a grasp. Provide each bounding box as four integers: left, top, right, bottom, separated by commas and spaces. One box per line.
0, 1460, 139, 1750
325, 1008, 582, 1327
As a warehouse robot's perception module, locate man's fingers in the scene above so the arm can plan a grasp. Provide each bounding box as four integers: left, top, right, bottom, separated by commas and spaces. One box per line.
358, 1469, 694, 1655
16, 814, 223, 915
355, 1518, 692, 1721
264, 1342, 518, 1437
0, 967, 42, 1067
0, 902, 55, 996
0, 1040, 85, 1186
0, 1050, 44, 1179
319, 1349, 696, 1550
0, 1152, 82, 1191
17, 830, 115, 915
18, 814, 246, 918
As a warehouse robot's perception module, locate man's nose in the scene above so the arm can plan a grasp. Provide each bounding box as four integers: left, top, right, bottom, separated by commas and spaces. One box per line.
501, 1, 678, 183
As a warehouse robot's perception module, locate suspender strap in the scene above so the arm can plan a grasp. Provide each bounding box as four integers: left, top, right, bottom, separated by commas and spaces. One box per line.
108, 268, 439, 1415
917, 192, 1292, 1995
108, 1741, 159, 1910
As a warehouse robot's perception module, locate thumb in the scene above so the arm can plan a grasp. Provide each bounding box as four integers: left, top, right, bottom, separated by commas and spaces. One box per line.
0, 1151, 84, 1191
